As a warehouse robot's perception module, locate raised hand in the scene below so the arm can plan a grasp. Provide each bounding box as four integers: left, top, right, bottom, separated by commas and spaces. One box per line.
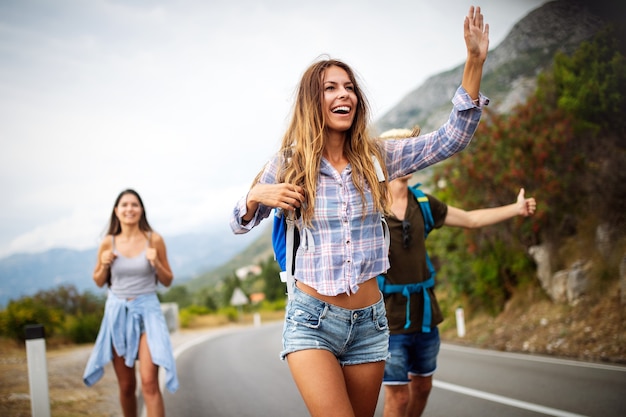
146, 247, 158, 267
464, 6, 490, 62
100, 249, 116, 268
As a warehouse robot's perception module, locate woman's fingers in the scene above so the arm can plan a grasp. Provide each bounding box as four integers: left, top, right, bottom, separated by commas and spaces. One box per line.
251, 183, 304, 209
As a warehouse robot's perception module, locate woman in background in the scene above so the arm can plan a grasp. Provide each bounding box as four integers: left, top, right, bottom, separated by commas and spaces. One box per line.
83, 188, 178, 417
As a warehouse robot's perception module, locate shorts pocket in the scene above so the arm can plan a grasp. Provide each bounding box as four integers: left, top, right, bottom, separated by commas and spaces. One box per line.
286, 299, 325, 329
373, 306, 389, 331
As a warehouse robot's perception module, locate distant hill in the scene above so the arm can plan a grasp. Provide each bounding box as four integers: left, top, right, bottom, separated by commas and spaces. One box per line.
180, 0, 610, 293
184, 223, 274, 293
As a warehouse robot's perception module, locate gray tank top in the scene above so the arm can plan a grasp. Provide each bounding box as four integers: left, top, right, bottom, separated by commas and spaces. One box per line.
110, 233, 157, 298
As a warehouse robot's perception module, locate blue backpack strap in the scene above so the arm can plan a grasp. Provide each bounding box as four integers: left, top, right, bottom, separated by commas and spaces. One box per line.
272, 209, 287, 271
408, 184, 437, 282
377, 275, 435, 332
272, 208, 301, 300
408, 183, 434, 236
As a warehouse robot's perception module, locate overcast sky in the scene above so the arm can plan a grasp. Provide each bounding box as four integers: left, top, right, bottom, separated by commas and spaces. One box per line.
0, 0, 548, 258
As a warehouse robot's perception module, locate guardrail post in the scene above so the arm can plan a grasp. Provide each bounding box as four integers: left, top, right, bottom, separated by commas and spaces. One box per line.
455, 307, 466, 338
161, 302, 179, 333
24, 324, 51, 417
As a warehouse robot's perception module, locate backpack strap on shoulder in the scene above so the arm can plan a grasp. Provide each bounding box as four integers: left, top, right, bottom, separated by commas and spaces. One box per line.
282, 212, 297, 300
274, 208, 308, 301
408, 183, 434, 236
372, 155, 390, 253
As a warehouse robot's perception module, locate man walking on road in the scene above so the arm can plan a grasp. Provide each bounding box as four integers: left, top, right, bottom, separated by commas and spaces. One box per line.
379, 128, 537, 417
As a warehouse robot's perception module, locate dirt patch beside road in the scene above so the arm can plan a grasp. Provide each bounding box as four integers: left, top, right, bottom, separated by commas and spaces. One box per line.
0, 342, 119, 417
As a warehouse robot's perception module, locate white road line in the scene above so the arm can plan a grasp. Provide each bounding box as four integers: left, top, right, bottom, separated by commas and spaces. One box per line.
433, 380, 589, 417
441, 343, 626, 372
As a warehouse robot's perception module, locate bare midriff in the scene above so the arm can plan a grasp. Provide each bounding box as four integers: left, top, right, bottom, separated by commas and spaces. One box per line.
295, 278, 381, 310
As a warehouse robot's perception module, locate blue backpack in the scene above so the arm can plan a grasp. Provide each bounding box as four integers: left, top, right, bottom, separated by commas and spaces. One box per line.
376, 183, 437, 332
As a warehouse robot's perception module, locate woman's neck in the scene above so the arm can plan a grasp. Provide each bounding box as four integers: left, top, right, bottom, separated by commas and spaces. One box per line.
118, 225, 143, 239
323, 132, 348, 171
388, 178, 410, 220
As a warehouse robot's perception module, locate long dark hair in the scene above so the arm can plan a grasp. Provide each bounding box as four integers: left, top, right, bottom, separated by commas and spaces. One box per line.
106, 189, 153, 235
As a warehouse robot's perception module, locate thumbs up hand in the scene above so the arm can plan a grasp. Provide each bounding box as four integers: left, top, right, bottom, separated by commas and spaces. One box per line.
516, 188, 537, 217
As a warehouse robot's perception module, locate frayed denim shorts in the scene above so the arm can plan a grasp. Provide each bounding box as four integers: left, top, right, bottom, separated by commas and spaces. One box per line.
280, 284, 390, 366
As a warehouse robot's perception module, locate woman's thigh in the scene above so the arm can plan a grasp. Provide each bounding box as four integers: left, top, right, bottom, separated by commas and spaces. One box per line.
137, 333, 159, 388
287, 349, 355, 417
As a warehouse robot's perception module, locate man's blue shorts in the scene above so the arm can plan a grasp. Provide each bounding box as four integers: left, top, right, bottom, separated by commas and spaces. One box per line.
383, 328, 440, 384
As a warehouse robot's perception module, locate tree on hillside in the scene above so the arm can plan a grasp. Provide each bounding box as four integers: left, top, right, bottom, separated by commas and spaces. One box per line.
538, 25, 626, 239
160, 285, 193, 309
33, 284, 104, 316
258, 256, 285, 302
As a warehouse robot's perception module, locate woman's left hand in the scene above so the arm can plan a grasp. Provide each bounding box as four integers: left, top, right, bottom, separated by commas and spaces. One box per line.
464, 6, 490, 63
146, 247, 158, 267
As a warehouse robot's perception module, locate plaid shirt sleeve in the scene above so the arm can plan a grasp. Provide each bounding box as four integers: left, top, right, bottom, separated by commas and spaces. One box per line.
229, 154, 280, 234
384, 85, 488, 180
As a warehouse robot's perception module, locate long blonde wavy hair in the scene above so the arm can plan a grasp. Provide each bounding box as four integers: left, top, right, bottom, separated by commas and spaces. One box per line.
262, 58, 390, 226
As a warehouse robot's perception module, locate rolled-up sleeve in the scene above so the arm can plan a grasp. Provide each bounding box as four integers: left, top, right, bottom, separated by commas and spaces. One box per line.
384, 85, 488, 180
230, 156, 280, 234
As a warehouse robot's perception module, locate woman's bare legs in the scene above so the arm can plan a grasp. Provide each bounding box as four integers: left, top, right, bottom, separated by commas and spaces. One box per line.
138, 333, 165, 417
344, 360, 386, 416
287, 349, 385, 417
112, 353, 137, 417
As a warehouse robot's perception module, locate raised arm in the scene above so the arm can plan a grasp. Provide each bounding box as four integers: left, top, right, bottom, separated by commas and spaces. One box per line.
462, 6, 490, 101
444, 188, 536, 229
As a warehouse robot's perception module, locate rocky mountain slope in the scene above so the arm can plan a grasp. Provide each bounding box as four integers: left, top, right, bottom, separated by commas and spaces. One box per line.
374, 0, 606, 134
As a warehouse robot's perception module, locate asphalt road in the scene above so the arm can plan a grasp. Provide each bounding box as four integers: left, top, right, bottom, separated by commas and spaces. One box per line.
163, 321, 626, 416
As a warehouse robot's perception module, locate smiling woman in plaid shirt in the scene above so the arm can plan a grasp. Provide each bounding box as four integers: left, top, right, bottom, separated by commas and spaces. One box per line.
230, 6, 490, 416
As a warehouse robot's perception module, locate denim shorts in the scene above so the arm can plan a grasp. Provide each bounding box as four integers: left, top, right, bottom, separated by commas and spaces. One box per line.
280, 285, 390, 366
383, 328, 440, 384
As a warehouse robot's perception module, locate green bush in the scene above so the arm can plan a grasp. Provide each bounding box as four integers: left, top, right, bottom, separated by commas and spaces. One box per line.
66, 313, 103, 344
218, 306, 239, 322
259, 298, 287, 312
0, 297, 64, 342
185, 305, 211, 315
179, 309, 194, 328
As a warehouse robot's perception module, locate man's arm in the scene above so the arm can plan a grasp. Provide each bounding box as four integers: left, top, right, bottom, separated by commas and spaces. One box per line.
443, 188, 536, 229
